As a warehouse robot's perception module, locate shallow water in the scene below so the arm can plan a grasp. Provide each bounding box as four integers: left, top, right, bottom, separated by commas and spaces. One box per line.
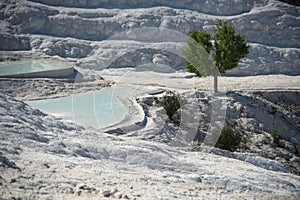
0, 59, 71, 76
26, 85, 150, 129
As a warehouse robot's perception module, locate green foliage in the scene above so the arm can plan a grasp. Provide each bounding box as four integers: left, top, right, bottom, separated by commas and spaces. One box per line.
183, 20, 250, 76
156, 91, 186, 120
189, 30, 213, 53
185, 62, 203, 77
182, 37, 217, 78
215, 128, 241, 152
185, 31, 213, 77
271, 126, 282, 145
213, 21, 250, 73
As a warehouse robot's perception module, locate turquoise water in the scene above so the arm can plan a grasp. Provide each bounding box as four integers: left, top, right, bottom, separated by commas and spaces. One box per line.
26, 85, 149, 129
0, 59, 71, 76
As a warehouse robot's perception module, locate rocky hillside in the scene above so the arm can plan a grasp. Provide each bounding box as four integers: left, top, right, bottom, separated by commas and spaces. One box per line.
0, 0, 299, 75
135, 89, 300, 175
1, 90, 300, 199
1, 0, 300, 199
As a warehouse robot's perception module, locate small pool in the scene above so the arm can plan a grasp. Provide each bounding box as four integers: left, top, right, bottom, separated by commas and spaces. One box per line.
0, 59, 74, 78
26, 85, 151, 129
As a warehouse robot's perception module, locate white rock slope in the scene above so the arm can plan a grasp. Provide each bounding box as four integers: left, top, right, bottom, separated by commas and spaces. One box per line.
1, 91, 300, 199
1, 0, 300, 199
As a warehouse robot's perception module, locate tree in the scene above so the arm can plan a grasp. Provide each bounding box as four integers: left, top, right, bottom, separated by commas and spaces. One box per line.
155, 91, 186, 120
183, 20, 250, 92
270, 126, 282, 146
215, 128, 241, 152
185, 31, 213, 77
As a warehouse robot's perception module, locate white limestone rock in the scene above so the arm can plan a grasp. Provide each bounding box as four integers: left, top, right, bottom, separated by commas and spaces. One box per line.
28, 0, 260, 16
0, 0, 299, 75
0, 91, 300, 199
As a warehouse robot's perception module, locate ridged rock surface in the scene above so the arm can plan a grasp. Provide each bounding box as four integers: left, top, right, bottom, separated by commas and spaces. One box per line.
1, 90, 300, 199
0, 0, 299, 75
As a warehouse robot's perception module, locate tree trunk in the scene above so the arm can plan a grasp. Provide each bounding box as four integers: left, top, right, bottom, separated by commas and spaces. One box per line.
214, 75, 218, 93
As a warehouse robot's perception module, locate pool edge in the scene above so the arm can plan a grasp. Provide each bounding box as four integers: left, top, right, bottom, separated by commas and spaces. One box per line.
0, 66, 75, 78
